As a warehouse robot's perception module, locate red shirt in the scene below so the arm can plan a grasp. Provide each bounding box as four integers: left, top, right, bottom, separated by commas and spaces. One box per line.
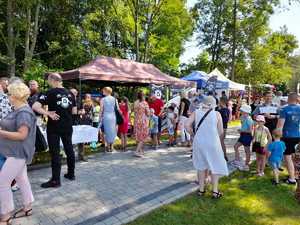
148, 98, 164, 116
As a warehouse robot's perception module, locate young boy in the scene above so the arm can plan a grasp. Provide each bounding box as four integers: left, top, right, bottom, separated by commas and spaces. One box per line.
232, 104, 254, 171
267, 130, 286, 185
149, 108, 159, 149
167, 106, 177, 146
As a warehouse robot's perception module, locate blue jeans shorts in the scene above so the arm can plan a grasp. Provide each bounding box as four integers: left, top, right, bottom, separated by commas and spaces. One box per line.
238, 133, 253, 147
269, 160, 281, 170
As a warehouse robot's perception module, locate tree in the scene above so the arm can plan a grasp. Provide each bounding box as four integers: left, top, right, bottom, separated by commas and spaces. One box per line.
0, 0, 42, 77
193, 0, 280, 79
238, 28, 298, 85
180, 51, 211, 75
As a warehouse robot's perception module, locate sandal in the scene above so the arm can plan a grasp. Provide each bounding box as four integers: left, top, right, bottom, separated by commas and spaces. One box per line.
0, 217, 12, 225
13, 208, 33, 219
197, 189, 206, 197
212, 191, 223, 199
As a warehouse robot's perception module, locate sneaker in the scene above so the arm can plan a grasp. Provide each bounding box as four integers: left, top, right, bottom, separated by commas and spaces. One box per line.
241, 165, 250, 171
271, 179, 280, 186
231, 160, 242, 168
41, 180, 61, 188
64, 174, 75, 181
284, 178, 297, 185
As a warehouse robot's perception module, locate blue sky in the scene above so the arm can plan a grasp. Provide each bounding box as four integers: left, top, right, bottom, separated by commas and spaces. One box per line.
180, 0, 300, 64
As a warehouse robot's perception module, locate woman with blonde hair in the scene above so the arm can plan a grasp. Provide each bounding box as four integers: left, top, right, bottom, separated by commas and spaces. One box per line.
99, 87, 118, 152
186, 96, 228, 199
0, 81, 37, 224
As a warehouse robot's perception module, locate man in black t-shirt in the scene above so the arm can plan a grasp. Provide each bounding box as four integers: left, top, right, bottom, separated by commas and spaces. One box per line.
33, 73, 77, 188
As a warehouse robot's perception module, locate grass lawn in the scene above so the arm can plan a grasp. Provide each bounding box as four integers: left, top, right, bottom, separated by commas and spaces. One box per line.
127, 167, 300, 225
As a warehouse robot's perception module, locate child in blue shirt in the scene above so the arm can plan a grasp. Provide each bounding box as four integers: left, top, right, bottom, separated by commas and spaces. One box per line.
267, 130, 286, 185
233, 104, 254, 171
149, 109, 159, 149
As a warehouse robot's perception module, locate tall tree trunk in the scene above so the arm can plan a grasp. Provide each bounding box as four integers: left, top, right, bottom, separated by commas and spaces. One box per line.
24, 0, 41, 73
134, 0, 139, 61
7, 0, 16, 77
230, 0, 237, 81
24, 6, 31, 73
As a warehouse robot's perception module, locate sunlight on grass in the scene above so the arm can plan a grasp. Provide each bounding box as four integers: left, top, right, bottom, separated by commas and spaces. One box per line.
127, 167, 300, 225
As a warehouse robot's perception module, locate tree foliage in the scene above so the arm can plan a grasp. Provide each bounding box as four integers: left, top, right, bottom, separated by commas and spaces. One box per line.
0, 0, 193, 78
189, 0, 298, 86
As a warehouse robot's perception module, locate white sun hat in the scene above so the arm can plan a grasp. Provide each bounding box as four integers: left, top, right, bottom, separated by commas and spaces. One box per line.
203, 96, 217, 109
240, 104, 252, 114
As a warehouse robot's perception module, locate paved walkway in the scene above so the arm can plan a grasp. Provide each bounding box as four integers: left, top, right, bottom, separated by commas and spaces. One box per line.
13, 128, 240, 225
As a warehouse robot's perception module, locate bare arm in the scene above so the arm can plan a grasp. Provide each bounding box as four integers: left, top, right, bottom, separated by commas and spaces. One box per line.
266, 128, 272, 146
216, 111, 224, 137
99, 99, 104, 123
276, 118, 285, 136
72, 106, 77, 115
0, 125, 29, 141
179, 102, 185, 116
32, 102, 59, 120
185, 112, 195, 135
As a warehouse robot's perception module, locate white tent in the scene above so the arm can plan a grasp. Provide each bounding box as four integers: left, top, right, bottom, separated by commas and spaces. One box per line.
208, 68, 246, 91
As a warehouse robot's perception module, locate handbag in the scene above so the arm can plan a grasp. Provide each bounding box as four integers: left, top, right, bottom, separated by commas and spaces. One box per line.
115, 100, 124, 125
252, 128, 265, 154
35, 126, 48, 152
195, 109, 213, 134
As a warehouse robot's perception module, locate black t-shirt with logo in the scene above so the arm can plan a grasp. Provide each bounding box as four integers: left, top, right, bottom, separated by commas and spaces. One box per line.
38, 88, 75, 133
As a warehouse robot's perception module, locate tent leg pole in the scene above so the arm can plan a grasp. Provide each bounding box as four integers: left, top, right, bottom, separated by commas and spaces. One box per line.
79, 78, 82, 104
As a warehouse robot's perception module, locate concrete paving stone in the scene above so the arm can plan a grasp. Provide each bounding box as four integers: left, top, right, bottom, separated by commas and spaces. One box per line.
101, 216, 121, 225
115, 211, 130, 221
11, 127, 240, 225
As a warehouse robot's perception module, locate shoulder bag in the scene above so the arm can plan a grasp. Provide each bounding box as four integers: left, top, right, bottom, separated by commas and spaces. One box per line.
195, 109, 213, 134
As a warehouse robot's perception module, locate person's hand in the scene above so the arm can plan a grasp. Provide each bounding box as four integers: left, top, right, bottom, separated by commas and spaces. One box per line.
47, 111, 60, 120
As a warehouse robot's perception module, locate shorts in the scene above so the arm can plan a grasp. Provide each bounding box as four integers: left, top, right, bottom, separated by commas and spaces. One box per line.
238, 133, 253, 147
269, 160, 281, 170
282, 137, 300, 155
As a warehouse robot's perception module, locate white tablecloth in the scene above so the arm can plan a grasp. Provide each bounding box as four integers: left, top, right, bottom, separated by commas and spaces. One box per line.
42, 125, 99, 145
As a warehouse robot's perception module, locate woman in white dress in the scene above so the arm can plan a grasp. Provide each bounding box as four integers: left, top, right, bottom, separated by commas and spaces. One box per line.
186, 96, 228, 199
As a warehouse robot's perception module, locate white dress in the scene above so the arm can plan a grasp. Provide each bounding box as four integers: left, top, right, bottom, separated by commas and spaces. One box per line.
192, 109, 229, 176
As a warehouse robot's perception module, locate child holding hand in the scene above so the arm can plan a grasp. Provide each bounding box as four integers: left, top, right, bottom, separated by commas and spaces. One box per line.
252, 115, 272, 176
267, 130, 286, 185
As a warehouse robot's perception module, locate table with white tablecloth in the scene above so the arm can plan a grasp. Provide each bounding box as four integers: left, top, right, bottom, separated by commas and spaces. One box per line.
41, 125, 99, 145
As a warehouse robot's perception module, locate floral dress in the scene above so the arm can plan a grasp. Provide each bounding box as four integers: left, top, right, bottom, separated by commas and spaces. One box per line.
134, 101, 150, 142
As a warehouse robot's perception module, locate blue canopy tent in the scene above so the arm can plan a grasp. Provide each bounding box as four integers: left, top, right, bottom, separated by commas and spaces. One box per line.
181, 71, 229, 90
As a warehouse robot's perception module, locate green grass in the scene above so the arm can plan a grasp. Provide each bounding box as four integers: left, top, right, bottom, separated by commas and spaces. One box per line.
127, 167, 300, 225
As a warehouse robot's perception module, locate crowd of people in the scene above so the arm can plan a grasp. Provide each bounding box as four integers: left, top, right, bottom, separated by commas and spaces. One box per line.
0, 73, 300, 224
